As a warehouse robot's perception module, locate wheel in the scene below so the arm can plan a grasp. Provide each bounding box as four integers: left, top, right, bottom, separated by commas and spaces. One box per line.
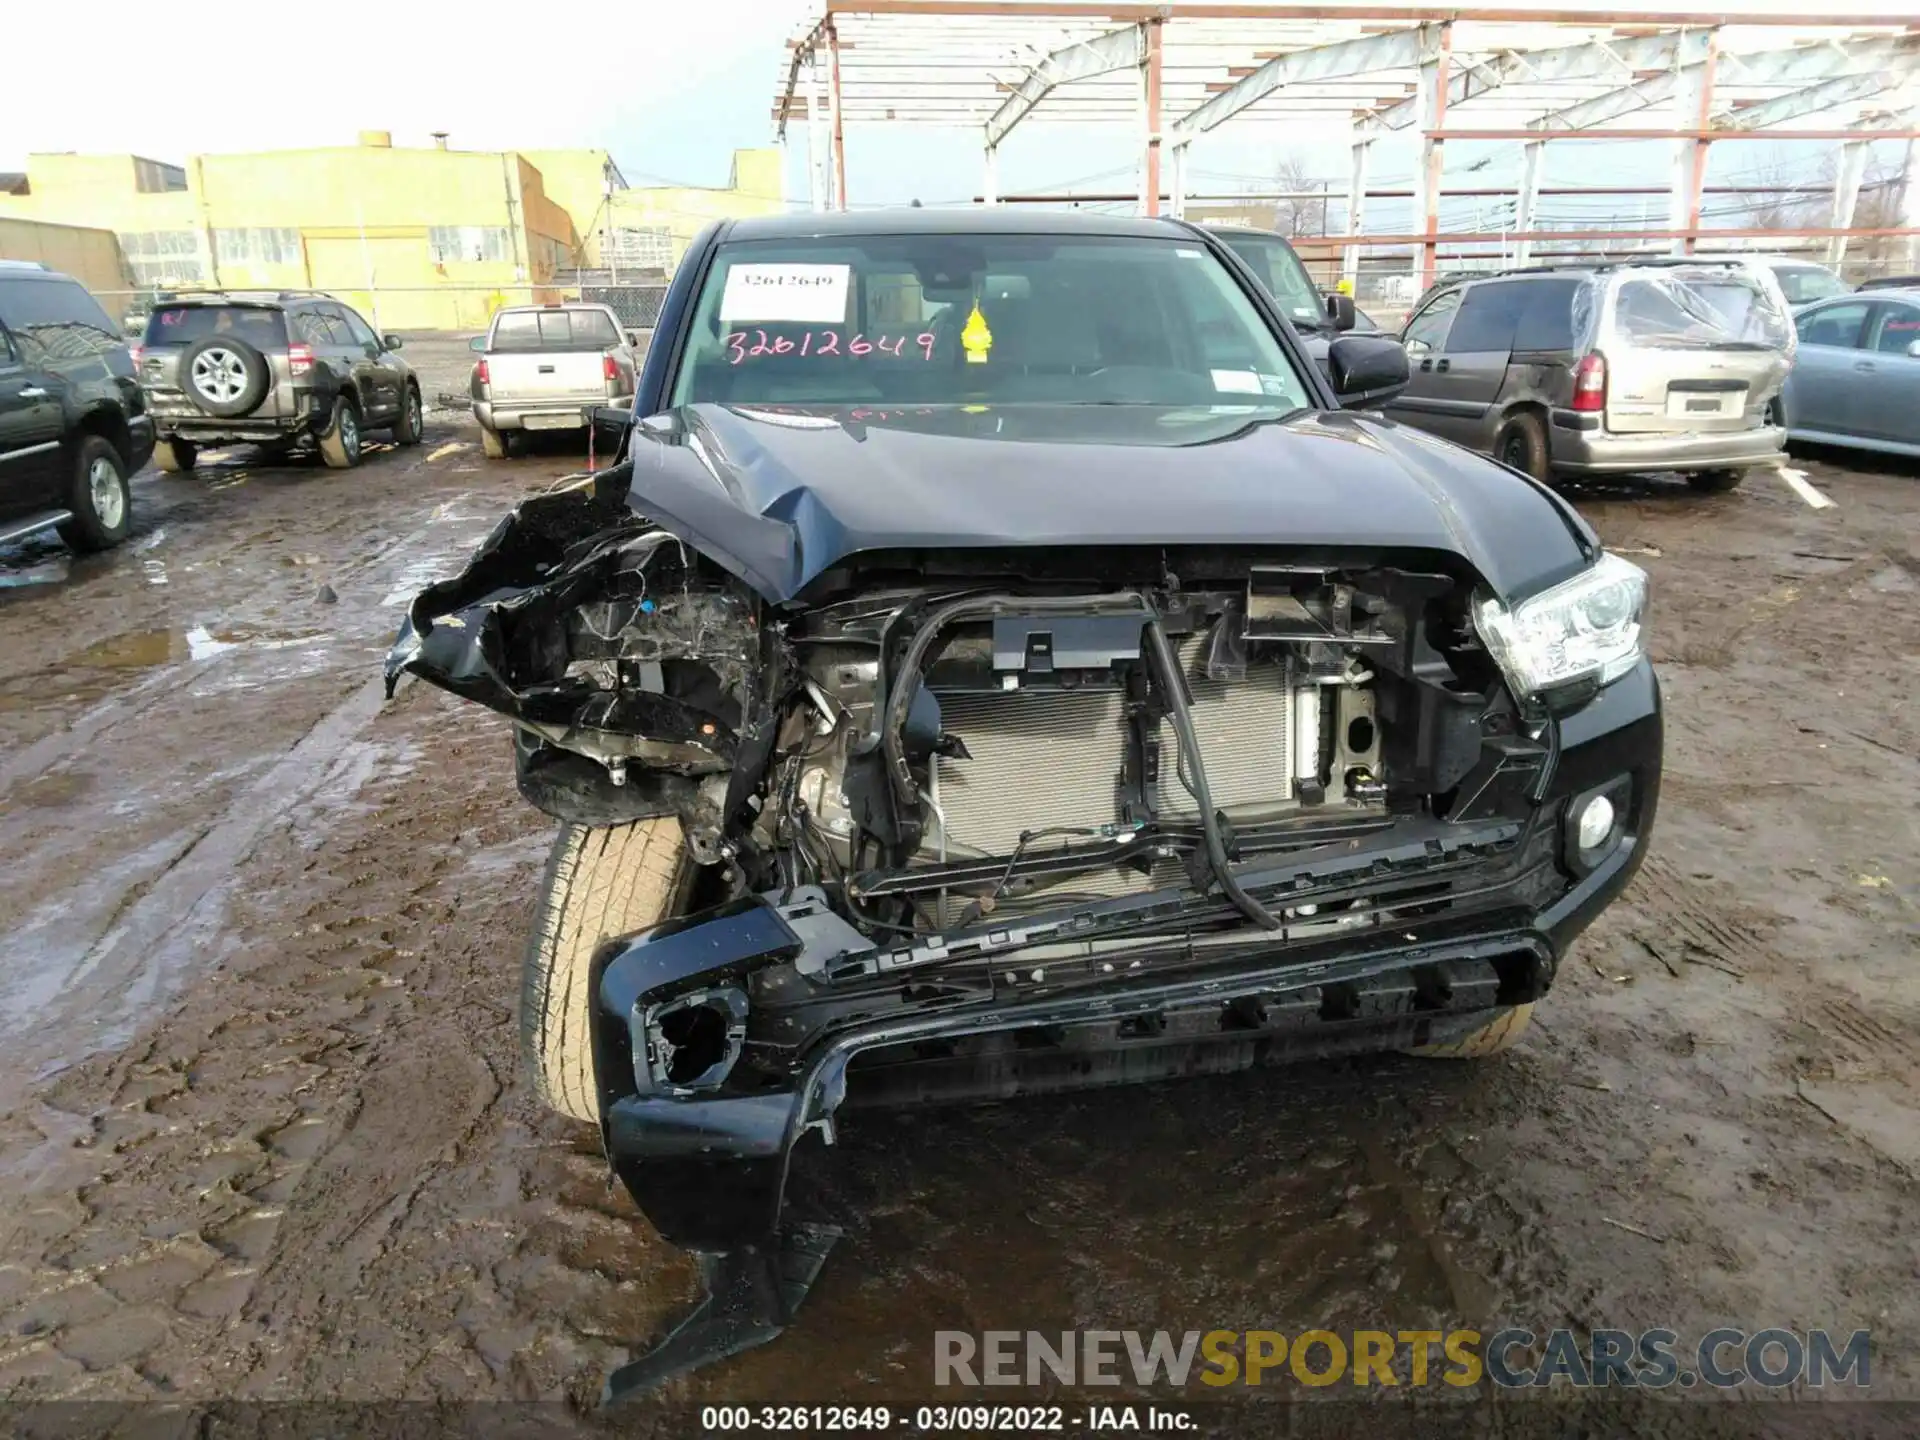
178, 335, 270, 418
523, 818, 691, 1123
479, 423, 508, 459
1404, 1003, 1535, 1059
57, 436, 132, 552
1493, 412, 1550, 481
1686, 469, 1746, 493
152, 437, 197, 473
392, 383, 424, 446
318, 396, 363, 469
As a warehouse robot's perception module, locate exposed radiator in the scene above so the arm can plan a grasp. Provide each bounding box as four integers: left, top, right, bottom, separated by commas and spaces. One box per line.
929, 659, 1294, 860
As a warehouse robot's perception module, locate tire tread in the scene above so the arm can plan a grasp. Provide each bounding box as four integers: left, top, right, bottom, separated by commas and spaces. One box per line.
521, 818, 687, 1122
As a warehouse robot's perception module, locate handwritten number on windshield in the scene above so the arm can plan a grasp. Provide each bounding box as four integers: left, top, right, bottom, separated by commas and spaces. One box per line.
725, 330, 938, 366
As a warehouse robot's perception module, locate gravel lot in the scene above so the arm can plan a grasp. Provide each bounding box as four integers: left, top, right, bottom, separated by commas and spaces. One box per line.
0, 389, 1914, 1431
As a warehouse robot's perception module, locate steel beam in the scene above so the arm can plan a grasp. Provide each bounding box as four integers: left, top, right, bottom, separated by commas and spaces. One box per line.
1142, 18, 1164, 216
809, 55, 831, 213
1510, 34, 1920, 135
1426, 127, 1920, 140
1669, 31, 1717, 255
1341, 139, 1372, 288
1412, 23, 1454, 290
828, 22, 849, 210
984, 25, 1145, 150
1364, 29, 1711, 132
824, 2, 1918, 26
983, 145, 998, 206
1171, 25, 1437, 144
1717, 72, 1894, 131
1531, 72, 1677, 132
1512, 142, 1545, 264
1829, 141, 1871, 265
1903, 137, 1920, 272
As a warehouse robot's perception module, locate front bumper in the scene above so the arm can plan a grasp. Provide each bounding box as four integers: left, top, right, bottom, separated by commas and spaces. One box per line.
587, 659, 1662, 1397
1549, 413, 1783, 475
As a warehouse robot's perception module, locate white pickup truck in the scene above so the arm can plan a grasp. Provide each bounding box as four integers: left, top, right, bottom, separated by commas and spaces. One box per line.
468, 303, 639, 458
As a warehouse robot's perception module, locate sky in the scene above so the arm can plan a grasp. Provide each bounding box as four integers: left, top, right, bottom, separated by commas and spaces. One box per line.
2, 0, 1907, 236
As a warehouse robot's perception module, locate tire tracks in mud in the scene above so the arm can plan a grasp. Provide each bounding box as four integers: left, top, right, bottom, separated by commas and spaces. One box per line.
0, 475, 474, 802
0, 674, 390, 1103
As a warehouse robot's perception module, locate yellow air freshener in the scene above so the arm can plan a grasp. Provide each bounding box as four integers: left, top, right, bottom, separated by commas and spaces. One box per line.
961, 302, 992, 364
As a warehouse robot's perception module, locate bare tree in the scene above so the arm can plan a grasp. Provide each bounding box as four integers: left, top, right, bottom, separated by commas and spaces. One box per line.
1733, 153, 1825, 231
1271, 153, 1329, 237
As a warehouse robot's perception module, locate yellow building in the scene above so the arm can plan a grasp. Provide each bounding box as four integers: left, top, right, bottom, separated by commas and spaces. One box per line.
0, 136, 787, 331
603, 149, 787, 274
0, 216, 135, 298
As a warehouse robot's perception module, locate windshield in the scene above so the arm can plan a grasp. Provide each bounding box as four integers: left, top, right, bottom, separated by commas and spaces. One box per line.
1213, 231, 1328, 327
144, 305, 287, 348
491, 308, 621, 351
670, 233, 1313, 411
1607, 270, 1790, 351
1770, 264, 1849, 306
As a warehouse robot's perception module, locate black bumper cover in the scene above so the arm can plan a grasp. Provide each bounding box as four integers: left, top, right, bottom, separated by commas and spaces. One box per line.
593, 660, 1661, 1399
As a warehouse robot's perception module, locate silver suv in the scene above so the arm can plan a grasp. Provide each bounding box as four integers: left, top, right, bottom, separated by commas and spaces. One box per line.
134, 291, 423, 471
1387, 259, 1792, 493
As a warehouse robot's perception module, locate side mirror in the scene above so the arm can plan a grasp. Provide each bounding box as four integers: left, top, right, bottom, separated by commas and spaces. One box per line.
627, 330, 643, 348
1324, 292, 1357, 333
468, 335, 487, 352
1907, 338, 1920, 359
1327, 336, 1410, 408
383, 333, 404, 351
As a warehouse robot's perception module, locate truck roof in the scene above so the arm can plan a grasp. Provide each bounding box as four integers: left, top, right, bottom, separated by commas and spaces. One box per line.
719, 208, 1194, 243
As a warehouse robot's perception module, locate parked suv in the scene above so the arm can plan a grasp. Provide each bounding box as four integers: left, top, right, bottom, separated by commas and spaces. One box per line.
134, 291, 423, 471
1387, 259, 1792, 492
0, 260, 153, 552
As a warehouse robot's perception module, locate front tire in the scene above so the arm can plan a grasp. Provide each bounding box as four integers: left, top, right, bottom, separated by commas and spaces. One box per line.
153, 437, 197, 473
1687, 468, 1746, 493
523, 817, 690, 1123
1404, 1003, 1535, 1059
318, 397, 363, 470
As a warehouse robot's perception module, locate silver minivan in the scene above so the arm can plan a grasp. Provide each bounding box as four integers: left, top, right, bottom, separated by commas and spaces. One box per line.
1388, 259, 1793, 492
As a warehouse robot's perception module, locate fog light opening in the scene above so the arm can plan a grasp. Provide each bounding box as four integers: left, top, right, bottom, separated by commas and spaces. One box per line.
1575, 793, 1617, 853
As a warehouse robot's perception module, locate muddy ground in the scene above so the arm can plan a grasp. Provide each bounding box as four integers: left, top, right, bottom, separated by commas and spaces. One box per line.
0, 365, 1915, 1432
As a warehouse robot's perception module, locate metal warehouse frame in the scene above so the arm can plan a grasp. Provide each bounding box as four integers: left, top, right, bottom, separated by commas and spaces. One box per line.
773, 2, 1920, 286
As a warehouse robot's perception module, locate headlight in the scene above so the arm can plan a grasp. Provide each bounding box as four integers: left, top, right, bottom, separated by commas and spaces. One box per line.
1475, 552, 1647, 699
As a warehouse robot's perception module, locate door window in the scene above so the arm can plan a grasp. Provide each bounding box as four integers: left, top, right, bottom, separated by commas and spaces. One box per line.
337, 306, 380, 348
291, 308, 334, 348
1866, 303, 1920, 355
0, 277, 123, 362
1511, 279, 1583, 351
1443, 280, 1533, 353
1792, 302, 1868, 349
1401, 288, 1461, 355
311, 306, 356, 347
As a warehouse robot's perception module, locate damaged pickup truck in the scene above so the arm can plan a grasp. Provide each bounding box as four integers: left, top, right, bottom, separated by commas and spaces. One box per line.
386, 210, 1661, 1397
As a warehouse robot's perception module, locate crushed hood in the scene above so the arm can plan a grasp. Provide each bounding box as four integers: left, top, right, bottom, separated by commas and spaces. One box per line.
623, 402, 1595, 604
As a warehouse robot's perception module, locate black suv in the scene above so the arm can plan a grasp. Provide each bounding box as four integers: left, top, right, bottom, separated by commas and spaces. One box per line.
0, 261, 153, 552
134, 291, 423, 471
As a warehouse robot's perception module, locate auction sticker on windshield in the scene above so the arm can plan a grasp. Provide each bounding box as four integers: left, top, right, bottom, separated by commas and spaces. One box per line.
722, 264, 851, 324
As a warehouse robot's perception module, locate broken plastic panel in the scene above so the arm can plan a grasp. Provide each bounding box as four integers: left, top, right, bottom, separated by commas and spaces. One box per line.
1571, 263, 1796, 359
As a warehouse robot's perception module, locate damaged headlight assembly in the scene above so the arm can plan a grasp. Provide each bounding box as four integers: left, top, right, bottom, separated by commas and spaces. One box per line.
1474, 552, 1647, 706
